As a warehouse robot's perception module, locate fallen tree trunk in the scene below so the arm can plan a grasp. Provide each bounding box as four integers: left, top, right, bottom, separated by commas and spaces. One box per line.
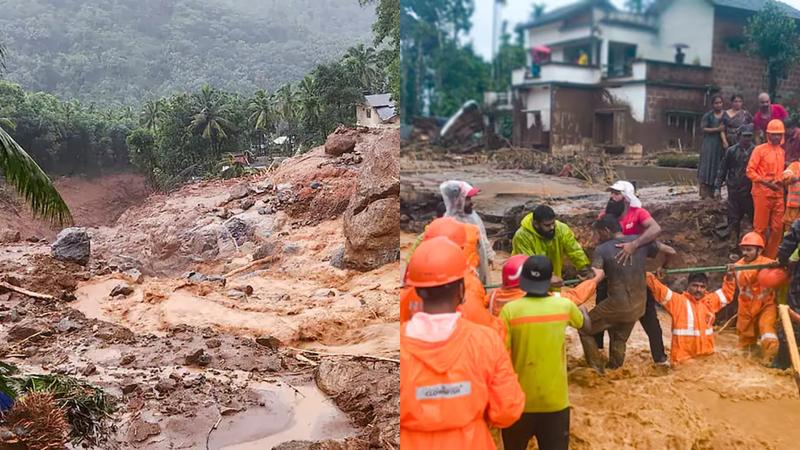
223, 255, 278, 278
0, 281, 55, 301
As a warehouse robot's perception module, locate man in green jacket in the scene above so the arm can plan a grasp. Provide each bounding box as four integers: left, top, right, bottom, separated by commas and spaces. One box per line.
512, 204, 591, 284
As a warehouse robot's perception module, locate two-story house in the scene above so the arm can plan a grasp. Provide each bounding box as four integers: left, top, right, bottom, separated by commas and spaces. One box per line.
506, 0, 800, 156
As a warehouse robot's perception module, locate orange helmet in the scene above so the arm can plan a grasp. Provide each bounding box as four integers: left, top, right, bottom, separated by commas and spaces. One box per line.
757, 267, 789, 289
502, 255, 528, 289
739, 232, 765, 248
424, 217, 467, 248
406, 237, 469, 288
767, 119, 785, 135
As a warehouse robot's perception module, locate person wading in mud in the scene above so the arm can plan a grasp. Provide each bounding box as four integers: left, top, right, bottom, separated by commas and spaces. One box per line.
499, 255, 590, 450
775, 220, 800, 368
579, 216, 667, 372
511, 204, 593, 286
400, 237, 524, 450
722, 232, 780, 364
716, 124, 756, 256
595, 180, 667, 365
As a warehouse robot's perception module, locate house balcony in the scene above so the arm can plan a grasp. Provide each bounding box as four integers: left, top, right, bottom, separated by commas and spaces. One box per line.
512, 62, 602, 87
483, 91, 512, 110
602, 59, 712, 86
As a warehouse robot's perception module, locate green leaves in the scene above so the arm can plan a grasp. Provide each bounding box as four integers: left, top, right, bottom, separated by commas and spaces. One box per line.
744, 0, 800, 98
0, 124, 72, 226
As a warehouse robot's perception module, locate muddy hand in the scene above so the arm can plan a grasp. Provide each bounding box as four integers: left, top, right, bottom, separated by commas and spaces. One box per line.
615, 242, 636, 266
550, 275, 563, 288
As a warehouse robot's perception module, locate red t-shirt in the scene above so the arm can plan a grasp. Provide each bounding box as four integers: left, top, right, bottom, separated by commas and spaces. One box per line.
597, 207, 652, 235
753, 104, 789, 134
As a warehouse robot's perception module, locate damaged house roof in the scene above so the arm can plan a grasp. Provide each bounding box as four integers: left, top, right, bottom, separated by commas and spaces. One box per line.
364, 93, 397, 122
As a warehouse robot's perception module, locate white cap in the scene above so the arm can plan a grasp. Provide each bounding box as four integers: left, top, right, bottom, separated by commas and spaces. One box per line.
608, 180, 642, 208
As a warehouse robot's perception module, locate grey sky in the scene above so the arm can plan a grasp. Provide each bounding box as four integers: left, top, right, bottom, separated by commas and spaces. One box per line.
466, 0, 800, 60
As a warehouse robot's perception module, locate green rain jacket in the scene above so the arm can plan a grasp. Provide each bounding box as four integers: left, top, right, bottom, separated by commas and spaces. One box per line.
511, 212, 590, 277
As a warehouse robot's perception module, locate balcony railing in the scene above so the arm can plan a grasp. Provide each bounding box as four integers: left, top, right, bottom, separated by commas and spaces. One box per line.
512, 62, 602, 86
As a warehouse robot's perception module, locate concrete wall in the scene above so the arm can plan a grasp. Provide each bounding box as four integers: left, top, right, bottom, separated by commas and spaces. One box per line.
550, 86, 596, 152
356, 105, 384, 127
525, 86, 552, 131
606, 84, 647, 122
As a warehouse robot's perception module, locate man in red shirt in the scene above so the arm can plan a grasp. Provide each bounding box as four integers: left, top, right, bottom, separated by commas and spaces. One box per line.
753, 93, 788, 144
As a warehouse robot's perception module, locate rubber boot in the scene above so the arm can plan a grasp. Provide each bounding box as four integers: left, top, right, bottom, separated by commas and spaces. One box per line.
579, 333, 605, 373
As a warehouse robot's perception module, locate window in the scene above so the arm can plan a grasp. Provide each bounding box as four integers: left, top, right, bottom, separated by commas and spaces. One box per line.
607, 42, 636, 78
366, 108, 371, 118
666, 112, 698, 148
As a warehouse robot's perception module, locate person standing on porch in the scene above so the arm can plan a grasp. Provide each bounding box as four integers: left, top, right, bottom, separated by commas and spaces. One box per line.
698, 94, 726, 199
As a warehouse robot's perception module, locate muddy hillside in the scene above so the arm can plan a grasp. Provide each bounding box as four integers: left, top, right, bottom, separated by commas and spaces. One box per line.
1, 126, 400, 449
401, 146, 800, 450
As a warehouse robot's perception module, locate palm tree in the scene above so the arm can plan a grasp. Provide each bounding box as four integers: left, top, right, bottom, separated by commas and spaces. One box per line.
343, 44, 381, 92
0, 40, 72, 225
188, 84, 235, 158
140, 99, 163, 130
274, 84, 296, 123
248, 89, 272, 133
297, 76, 321, 124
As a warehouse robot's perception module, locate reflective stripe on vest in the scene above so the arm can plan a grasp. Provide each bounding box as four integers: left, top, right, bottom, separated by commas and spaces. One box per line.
662, 288, 674, 304
673, 328, 714, 336
789, 182, 800, 208
715, 289, 727, 306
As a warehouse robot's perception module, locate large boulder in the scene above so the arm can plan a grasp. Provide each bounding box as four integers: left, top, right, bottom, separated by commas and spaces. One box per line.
324, 126, 357, 156
51, 227, 91, 265
341, 128, 400, 271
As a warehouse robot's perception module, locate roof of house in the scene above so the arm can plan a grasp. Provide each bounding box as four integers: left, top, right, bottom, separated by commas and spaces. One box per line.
363, 94, 397, 121
517, 0, 615, 29
710, 0, 800, 18
520, 0, 800, 30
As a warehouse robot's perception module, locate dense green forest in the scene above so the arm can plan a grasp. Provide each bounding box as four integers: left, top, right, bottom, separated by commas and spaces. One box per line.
0, 0, 399, 192
0, 0, 376, 103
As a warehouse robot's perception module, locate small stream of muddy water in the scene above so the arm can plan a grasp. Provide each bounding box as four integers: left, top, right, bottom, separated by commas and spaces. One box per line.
212, 383, 357, 449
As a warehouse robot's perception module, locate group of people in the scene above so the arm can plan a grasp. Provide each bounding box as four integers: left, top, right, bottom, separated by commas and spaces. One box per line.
400, 170, 800, 449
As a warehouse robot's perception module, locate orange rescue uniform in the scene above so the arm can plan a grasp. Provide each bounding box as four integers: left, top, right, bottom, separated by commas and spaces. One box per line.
722, 255, 779, 358
646, 273, 735, 364
400, 318, 525, 450
401, 271, 505, 339
485, 279, 599, 316
783, 161, 800, 232
747, 142, 785, 257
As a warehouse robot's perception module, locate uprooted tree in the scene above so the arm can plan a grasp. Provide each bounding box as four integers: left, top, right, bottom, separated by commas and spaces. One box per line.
744, 0, 800, 99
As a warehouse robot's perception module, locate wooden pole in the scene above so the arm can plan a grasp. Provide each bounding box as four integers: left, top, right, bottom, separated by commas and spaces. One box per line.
0, 281, 55, 301
778, 304, 800, 396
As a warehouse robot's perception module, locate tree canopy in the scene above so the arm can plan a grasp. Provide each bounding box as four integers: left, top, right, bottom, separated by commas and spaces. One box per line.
744, 0, 800, 99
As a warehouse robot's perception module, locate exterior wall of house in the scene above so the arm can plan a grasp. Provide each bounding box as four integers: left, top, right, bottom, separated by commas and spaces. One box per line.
598, 27, 658, 68
356, 105, 384, 127
606, 84, 647, 122
712, 7, 800, 108
525, 87, 552, 131
655, 0, 715, 66
641, 84, 707, 150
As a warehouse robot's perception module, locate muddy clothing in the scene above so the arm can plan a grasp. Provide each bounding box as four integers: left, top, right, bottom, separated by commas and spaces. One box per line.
501, 408, 570, 450
748, 142, 786, 258
716, 141, 755, 195
486, 279, 597, 316
512, 212, 590, 278
776, 232, 800, 368
698, 110, 726, 195
646, 273, 735, 364
722, 109, 753, 147
590, 236, 659, 322
784, 128, 800, 164
500, 295, 584, 413
400, 318, 525, 450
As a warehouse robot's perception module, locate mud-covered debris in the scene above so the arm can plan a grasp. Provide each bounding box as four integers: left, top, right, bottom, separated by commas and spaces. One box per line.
239, 198, 256, 210
0, 229, 20, 243
325, 127, 357, 156
51, 227, 91, 266
185, 349, 212, 366
154, 378, 177, 394
257, 206, 274, 215
127, 418, 160, 442
226, 289, 246, 300
224, 217, 251, 246
56, 317, 81, 333
232, 285, 254, 296
81, 364, 96, 376
227, 183, 251, 203
313, 288, 337, 298
121, 382, 140, 395
120, 354, 136, 366
310, 181, 323, 189
283, 243, 301, 255
122, 268, 143, 284
253, 242, 276, 260
330, 246, 346, 269
277, 183, 292, 191
25, 235, 41, 243
186, 272, 226, 287
205, 338, 222, 349
6, 319, 51, 342
110, 282, 133, 297
255, 335, 282, 351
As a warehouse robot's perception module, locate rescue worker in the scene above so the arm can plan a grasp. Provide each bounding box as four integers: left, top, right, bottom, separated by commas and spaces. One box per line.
579, 216, 668, 372
722, 232, 780, 364
783, 155, 800, 234
774, 220, 800, 369
715, 124, 756, 252
511, 204, 592, 285
646, 269, 737, 365
486, 255, 605, 316
441, 180, 492, 283
400, 217, 503, 338
499, 255, 590, 450
405, 201, 477, 267
400, 237, 525, 450
596, 180, 667, 365
747, 119, 786, 258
